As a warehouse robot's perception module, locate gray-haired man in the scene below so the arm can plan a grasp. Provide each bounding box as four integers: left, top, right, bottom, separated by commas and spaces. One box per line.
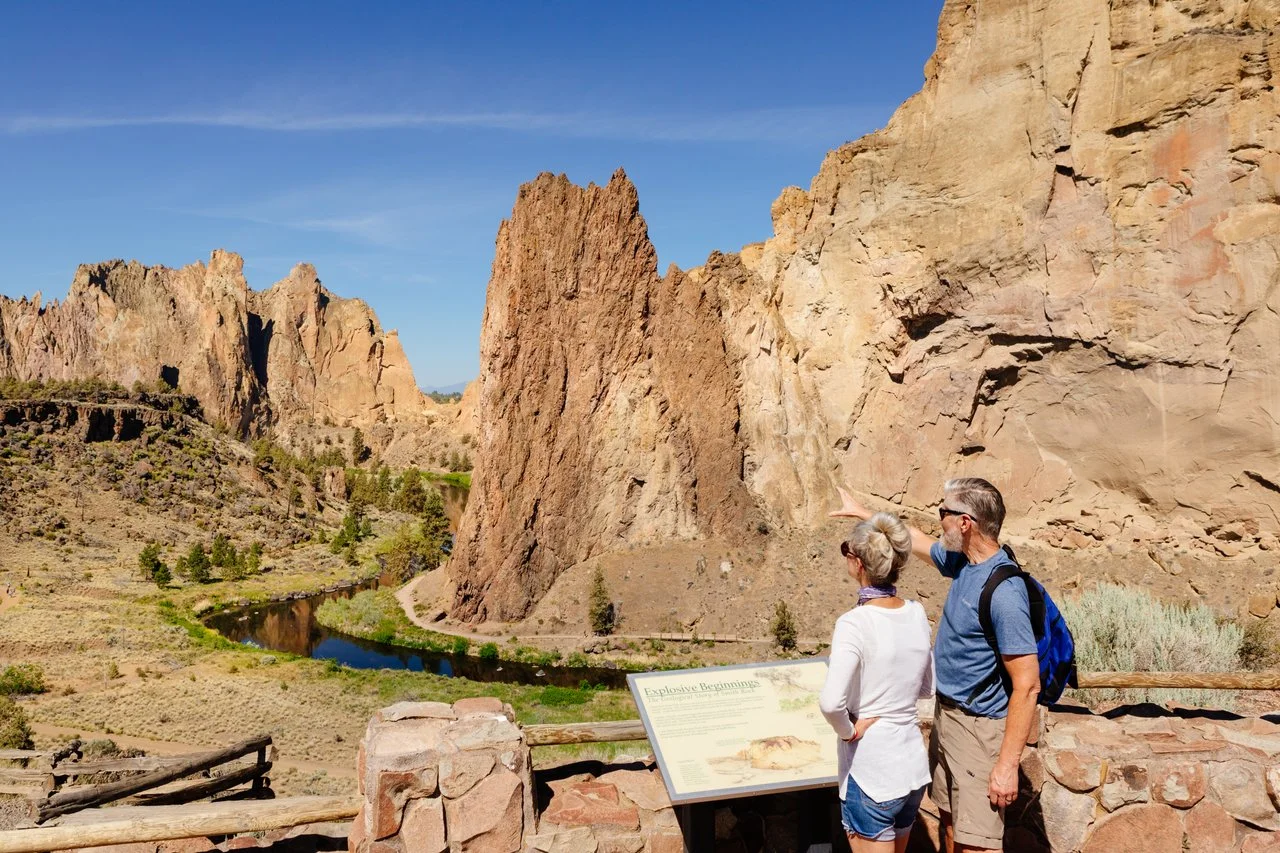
832, 477, 1039, 853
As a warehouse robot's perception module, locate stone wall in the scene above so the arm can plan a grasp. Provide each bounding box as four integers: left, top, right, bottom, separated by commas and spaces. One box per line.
350, 698, 534, 853
353, 699, 1280, 853
1009, 705, 1280, 852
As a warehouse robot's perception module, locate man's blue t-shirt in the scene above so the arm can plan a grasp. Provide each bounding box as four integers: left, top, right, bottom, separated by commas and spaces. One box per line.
931, 542, 1036, 718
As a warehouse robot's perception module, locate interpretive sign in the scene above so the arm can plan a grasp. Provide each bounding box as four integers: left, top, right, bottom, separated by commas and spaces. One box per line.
627, 660, 837, 805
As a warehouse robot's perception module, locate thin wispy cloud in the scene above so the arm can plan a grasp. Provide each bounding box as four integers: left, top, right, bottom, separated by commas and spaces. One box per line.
2, 106, 878, 145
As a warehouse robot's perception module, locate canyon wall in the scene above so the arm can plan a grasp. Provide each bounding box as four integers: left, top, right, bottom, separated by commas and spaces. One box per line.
0, 250, 439, 458
453, 0, 1280, 620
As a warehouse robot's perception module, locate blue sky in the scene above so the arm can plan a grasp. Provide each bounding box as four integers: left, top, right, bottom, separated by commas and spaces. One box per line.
1, 1, 944, 389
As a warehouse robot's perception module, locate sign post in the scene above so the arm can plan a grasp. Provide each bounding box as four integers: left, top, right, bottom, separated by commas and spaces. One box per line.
627, 660, 837, 806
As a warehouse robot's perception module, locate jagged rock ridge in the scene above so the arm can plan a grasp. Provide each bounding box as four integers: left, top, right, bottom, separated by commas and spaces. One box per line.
0, 250, 431, 453
453, 0, 1280, 621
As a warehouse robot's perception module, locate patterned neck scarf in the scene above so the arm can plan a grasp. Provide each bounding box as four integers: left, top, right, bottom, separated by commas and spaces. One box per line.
858, 585, 898, 606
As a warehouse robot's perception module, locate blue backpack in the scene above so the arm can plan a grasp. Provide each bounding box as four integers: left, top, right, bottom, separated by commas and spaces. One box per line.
970, 544, 1077, 707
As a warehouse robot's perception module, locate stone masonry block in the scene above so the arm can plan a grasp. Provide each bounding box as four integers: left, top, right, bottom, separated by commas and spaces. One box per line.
377, 701, 457, 724
440, 751, 496, 798
372, 768, 439, 840
444, 766, 524, 852
1100, 763, 1150, 812
1151, 761, 1206, 808
1082, 803, 1183, 853
445, 716, 524, 752
401, 797, 447, 853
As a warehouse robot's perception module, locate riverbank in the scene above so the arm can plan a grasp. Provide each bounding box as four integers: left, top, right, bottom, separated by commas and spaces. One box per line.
317, 587, 698, 675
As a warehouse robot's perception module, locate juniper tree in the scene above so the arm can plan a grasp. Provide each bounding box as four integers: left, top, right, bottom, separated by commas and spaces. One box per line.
770, 600, 798, 651
588, 568, 616, 636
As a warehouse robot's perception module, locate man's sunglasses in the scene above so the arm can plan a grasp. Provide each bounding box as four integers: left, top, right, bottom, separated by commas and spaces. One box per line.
938, 507, 971, 521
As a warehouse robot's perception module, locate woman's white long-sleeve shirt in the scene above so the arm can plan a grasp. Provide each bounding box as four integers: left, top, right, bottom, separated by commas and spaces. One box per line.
818, 600, 934, 802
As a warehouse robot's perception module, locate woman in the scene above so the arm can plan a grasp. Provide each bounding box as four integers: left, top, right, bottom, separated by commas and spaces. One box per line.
818, 512, 934, 852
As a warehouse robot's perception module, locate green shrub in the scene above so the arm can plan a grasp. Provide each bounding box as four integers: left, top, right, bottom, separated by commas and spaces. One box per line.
1060, 584, 1243, 708
451, 636, 471, 656
770, 600, 798, 651
0, 664, 46, 696
478, 642, 499, 661
1238, 618, 1280, 672
566, 652, 589, 668
588, 568, 616, 636
0, 696, 32, 749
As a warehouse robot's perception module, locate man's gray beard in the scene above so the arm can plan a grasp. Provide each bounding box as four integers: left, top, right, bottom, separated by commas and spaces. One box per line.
942, 528, 964, 553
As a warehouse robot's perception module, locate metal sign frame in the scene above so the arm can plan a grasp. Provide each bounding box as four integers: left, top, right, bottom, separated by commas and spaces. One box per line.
627, 659, 838, 805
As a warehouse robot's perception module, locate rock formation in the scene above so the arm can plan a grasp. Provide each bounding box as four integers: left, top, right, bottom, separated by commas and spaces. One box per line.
449, 173, 759, 621
453, 0, 1280, 620
0, 250, 436, 457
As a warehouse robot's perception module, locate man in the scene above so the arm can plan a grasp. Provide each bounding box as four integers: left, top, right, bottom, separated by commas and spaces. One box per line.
831, 478, 1039, 853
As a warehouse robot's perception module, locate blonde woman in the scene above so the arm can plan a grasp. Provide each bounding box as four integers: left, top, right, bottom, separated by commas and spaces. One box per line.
819, 512, 934, 852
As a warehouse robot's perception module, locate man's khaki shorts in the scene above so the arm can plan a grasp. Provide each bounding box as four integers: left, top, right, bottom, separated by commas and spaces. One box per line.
929, 700, 1006, 850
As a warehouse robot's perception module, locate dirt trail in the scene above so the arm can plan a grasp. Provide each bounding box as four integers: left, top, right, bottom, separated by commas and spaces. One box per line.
396, 574, 822, 646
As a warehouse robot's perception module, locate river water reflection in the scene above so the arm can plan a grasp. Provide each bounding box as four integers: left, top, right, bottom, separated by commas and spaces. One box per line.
204, 575, 629, 689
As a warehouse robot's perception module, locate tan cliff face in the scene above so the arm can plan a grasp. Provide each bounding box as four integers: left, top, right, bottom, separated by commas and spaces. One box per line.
453, 0, 1280, 621
449, 172, 760, 621
0, 250, 435, 456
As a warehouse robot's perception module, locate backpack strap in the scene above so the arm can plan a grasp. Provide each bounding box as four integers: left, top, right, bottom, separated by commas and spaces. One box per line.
964, 545, 1043, 708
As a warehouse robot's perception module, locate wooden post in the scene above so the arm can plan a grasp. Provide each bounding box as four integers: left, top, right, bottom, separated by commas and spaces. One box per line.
253, 744, 267, 795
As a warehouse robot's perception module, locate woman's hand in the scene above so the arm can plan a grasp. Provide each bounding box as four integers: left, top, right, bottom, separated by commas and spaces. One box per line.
829, 486, 872, 520
844, 716, 880, 741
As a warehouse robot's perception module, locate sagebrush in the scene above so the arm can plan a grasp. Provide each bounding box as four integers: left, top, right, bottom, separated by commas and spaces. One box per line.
1059, 583, 1243, 709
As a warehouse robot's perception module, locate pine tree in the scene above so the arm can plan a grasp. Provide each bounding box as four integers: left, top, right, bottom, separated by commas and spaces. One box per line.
588, 568, 616, 636
420, 488, 451, 551
210, 534, 233, 568
770, 600, 798, 651
138, 543, 165, 582
178, 542, 211, 583
350, 428, 367, 466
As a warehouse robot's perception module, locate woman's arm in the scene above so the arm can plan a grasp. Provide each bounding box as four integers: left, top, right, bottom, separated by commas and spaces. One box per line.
918, 610, 936, 700
818, 615, 861, 741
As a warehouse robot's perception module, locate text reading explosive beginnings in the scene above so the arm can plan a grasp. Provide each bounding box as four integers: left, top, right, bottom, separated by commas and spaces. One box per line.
643, 680, 761, 697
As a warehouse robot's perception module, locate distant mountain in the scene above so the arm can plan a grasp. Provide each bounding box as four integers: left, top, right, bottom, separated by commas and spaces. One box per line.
424, 381, 471, 395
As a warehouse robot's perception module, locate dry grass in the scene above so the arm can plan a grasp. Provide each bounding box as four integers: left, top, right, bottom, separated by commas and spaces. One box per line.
0, 417, 638, 797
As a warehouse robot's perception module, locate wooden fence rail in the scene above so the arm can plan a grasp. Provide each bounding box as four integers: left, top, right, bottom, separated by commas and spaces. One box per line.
37, 735, 272, 822
1075, 672, 1280, 690
0, 795, 360, 853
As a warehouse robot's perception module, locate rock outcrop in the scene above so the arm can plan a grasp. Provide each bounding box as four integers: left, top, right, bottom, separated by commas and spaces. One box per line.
453, 0, 1280, 620
449, 173, 759, 621
0, 251, 436, 457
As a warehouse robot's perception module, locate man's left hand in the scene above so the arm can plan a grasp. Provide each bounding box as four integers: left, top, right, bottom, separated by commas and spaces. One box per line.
989, 759, 1019, 808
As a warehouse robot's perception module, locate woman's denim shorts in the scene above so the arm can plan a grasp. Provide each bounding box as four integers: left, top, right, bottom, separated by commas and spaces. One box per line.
840, 774, 926, 842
